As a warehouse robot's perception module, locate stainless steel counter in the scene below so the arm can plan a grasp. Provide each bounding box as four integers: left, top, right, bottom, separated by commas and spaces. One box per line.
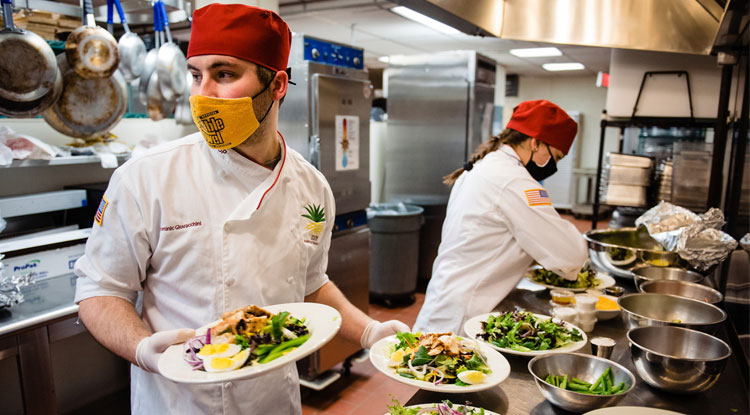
0, 274, 79, 338
407, 280, 750, 415
0, 274, 129, 415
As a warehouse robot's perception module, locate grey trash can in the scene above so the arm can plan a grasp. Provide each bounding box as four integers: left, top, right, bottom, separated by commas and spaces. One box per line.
367, 203, 424, 306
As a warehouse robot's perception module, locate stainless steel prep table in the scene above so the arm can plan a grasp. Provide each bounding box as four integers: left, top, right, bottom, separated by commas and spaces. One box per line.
406, 282, 750, 415
0, 273, 128, 415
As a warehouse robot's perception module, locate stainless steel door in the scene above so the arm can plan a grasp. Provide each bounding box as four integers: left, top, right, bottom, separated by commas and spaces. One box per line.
384, 75, 470, 205
312, 74, 372, 215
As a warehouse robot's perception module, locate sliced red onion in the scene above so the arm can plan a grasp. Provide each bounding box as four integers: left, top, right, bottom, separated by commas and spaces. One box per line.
415, 407, 439, 415
431, 367, 445, 385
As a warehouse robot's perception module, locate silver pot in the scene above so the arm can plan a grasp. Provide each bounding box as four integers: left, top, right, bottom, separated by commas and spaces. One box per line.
627, 326, 730, 394
618, 293, 727, 335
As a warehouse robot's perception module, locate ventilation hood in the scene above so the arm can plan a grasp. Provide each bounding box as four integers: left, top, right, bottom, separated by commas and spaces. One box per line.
393, 0, 738, 55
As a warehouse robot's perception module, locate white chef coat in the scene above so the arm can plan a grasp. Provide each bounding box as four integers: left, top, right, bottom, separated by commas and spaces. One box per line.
74, 131, 334, 415
413, 144, 587, 334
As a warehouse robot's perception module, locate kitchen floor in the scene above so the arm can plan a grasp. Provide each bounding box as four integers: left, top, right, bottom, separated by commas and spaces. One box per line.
300, 213, 605, 415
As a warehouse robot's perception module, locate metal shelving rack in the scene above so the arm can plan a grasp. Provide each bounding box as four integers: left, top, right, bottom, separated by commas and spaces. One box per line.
591, 116, 718, 229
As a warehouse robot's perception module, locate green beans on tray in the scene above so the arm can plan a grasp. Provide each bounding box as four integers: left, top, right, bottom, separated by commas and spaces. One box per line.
543, 367, 627, 395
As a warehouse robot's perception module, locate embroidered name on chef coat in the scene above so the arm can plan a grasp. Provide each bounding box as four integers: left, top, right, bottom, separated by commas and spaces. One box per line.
94, 196, 108, 226
524, 189, 552, 206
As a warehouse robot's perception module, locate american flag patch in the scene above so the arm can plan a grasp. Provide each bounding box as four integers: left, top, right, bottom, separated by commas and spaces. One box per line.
94, 196, 108, 226
524, 189, 552, 206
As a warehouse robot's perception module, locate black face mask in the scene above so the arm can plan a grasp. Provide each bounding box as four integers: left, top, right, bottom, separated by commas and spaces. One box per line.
525, 144, 558, 181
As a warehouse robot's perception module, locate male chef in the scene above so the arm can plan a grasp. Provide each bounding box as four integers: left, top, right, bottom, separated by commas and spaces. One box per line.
73, 4, 408, 414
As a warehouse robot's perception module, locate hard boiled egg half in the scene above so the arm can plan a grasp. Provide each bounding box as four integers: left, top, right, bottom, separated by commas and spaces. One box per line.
197, 343, 242, 359
203, 348, 251, 373
457, 370, 486, 385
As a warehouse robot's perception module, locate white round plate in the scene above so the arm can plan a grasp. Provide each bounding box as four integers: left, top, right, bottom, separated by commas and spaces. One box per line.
524, 268, 616, 293
585, 407, 685, 415
158, 302, 341, 384
383, 403, 501, 415
369, 334, 511, 393
463, 312, 587, 357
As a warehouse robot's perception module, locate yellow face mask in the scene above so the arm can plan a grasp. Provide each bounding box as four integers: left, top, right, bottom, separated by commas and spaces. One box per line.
189, 82, 274, 150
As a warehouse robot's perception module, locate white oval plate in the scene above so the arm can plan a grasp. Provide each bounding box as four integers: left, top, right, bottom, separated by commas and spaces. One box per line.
525, 268, 616, 293
384, 403, 501, 415
369, 334, 511, 393
158, 302, 341, 384
463, 312, 587, 357
585, 407, 685, 415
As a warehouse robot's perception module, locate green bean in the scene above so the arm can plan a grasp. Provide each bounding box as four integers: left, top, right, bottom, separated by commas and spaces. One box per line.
570, 377, 591, 387
560, 374, 568, 389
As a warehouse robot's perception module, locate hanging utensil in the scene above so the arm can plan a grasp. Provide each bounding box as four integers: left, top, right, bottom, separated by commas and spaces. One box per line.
42, 53, 127, 139
155, 0, 186, 102
138, 2, 160, 105
0, 67, 62, 117
0, 0, 58, 103
174, 71, 193, 125
112, 0, 146, 82
65, 0, 119, 79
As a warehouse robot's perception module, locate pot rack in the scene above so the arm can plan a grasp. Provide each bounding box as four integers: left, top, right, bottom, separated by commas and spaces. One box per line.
6, 0, 190, 25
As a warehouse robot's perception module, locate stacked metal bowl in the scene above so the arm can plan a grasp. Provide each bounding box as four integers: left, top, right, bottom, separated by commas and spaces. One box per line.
627, 326, 731, 394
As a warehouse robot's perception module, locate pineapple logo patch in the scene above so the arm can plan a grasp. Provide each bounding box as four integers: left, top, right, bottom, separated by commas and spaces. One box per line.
302, 204, 325, 244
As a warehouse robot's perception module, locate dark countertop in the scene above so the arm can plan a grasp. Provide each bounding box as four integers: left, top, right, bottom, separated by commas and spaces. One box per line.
407, 279, 750, 415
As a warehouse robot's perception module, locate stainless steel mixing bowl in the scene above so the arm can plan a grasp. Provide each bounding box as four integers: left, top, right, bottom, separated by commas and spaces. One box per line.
627, 326, 731, 394
618, 293, 726, 334
528, 352, 635, 413
584, 227, 692, 279
639, 279, 723, 304
632, 266, 704, 291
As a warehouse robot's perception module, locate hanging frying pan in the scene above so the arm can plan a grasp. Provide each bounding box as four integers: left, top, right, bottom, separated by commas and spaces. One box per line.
155, 0, 186, 102
0, 0, 58, 102
146, 70, 175, 121
0, 67, 62, 117
112, 0, 146, 81
42, 53, 127, 139
65, 0, 119, 79
138, 2, 160, 105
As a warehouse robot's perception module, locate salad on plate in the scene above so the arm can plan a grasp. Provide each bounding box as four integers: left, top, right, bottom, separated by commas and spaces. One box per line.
386, 332, 492, 387
476, 310, 584, 353
182, 305, 310, 373
528, 263, 599, 289
387, 398, 493, 415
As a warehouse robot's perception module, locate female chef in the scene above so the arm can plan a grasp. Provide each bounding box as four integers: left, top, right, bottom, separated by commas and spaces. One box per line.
413, 100, 588, 334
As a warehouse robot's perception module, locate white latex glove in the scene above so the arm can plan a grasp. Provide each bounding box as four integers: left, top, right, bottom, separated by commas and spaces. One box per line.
135, 328, 195, 374
361, 320, 411, 349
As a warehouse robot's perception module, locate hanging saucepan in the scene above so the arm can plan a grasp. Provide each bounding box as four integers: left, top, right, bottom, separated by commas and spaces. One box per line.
138, 2, 161, 105
112, 0, 146, 81
65, 0, 119, 79
174, 71, 193, 125
146, 70, 175, 121
0, 67, 62, 117
155, 0, 186, 102
42, 53, 127, 139
0, 0, 58, 102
